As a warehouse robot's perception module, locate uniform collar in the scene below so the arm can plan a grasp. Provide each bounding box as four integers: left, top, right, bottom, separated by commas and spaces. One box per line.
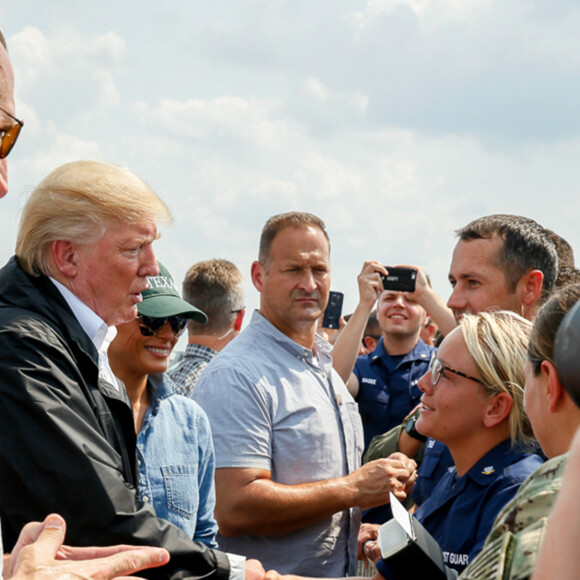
370, 336, 433, 366
463, 439, 527, 485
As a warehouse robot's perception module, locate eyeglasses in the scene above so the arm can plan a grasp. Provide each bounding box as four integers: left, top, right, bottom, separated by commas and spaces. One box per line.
0, 107, 23, 159
429, 355, 484, 387
138, 314, 188, 337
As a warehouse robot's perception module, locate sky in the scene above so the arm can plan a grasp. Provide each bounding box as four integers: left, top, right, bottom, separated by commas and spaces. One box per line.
2, 0, 580, 326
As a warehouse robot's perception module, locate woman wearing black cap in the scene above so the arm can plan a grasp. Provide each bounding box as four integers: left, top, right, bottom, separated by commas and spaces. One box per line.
109, 262, 218, 547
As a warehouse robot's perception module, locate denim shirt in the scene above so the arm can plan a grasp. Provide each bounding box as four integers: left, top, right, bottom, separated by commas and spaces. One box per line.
137, 373, 218, 547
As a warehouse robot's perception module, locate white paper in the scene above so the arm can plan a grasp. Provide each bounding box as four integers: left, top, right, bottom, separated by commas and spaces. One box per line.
389, 491, 415, 540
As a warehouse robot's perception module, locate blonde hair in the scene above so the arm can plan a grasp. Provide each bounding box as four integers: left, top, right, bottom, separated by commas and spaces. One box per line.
460, 311, 534, 447
16, 160, 172, 276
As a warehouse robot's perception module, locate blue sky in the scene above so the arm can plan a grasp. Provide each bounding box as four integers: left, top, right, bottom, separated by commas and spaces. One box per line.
2, 0, 580, 321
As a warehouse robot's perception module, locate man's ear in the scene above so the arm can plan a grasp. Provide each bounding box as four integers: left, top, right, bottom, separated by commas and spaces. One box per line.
483, 392, 513, 428
363, 335, 378, 352
519, 270, 544, 308
543, 360, 566, 413
234, 308, 245, 332
251, 261, 265, 292
51, 240, 79, 279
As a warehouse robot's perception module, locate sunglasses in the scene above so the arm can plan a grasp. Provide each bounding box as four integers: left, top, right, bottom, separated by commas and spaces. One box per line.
138, 314, 188, 337
0, 107, 23, 159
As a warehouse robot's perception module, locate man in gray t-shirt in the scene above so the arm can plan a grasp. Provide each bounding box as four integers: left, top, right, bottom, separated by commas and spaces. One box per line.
194, 211, 417, 577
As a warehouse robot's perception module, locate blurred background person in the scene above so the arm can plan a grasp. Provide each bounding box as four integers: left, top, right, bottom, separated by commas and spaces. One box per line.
169, 259, 245, 396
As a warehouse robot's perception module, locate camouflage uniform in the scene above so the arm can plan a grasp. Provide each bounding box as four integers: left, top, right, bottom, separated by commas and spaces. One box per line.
460, 453, 567, 580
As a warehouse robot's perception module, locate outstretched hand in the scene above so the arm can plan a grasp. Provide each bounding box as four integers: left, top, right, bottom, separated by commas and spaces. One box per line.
6, 514, 170, 580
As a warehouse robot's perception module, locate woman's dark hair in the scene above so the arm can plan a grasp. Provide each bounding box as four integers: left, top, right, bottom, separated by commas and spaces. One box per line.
528, 284, 580, 375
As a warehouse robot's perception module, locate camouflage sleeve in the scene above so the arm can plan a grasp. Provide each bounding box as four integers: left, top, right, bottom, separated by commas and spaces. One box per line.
459, 454, 568, 580
460, 518, 547, 580
486, 454, 566, 542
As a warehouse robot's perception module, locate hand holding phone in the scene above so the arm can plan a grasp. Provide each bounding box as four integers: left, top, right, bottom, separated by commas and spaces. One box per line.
380, 267, 417, 293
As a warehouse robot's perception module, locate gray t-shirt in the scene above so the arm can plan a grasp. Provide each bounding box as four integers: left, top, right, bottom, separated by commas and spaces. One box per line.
193, 311, 364, 576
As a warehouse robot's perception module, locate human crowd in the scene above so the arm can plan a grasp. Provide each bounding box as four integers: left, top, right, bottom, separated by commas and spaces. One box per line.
2, 26, 580, 580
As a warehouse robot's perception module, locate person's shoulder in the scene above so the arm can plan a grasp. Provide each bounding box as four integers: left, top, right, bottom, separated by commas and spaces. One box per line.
194, 338, 266, 399
414, 338, 436, 358
353, 350, 373, 374
0, 304, 69, 350
510, 453, 567, 498
354, 339, 384, 374
164, 391, 212, 426
463, 456, 568, 579
486, 454, 567, 540
502, 450, 545, 483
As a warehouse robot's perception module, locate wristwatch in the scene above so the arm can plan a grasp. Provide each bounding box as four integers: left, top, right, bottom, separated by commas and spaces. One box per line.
405, 413, 427, 442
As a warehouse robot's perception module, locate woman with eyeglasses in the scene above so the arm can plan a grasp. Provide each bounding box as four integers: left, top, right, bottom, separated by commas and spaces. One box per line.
108, 262, 219, 547
374, 310, 544, 577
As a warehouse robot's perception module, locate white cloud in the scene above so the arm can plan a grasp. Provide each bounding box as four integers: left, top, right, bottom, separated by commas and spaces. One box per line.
362, 0, 492, 26
3, 0, 580, 319
93, 70, 120, 109
27, 128, 104, 176
304, 78, 330, 102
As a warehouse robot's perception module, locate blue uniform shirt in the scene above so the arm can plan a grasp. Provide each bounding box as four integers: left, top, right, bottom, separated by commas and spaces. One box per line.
376, 440, 543, 578
411, 438, 454, 507
415, 439, 543, 574
354, 337, 434, 452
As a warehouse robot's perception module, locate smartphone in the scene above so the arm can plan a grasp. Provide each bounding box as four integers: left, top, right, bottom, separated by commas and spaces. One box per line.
322, 291, 344, 329
381, 267, 417, 293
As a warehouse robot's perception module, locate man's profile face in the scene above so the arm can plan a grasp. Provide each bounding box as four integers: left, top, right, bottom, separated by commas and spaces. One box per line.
447, 235, 522, 322
252, 225, 330, 338
71, 222, 160, 326
377, 290, 426, 339
0, 43, 16, 198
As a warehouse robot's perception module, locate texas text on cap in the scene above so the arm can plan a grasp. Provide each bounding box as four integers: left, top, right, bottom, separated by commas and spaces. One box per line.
138, 262, 207, 324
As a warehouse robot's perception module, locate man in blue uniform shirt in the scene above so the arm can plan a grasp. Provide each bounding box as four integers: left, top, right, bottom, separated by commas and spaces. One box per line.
331, 264, 435, 524
347, 286, 435, 453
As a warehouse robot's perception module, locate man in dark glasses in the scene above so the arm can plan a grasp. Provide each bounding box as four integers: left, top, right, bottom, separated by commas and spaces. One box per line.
0, 29, 22, 198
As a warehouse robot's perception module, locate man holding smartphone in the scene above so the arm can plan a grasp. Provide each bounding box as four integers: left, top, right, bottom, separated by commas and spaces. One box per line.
333, 264, 435, 454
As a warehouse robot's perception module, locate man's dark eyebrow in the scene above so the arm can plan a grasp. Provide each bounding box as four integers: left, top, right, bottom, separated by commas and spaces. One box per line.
449, 271, 481, 281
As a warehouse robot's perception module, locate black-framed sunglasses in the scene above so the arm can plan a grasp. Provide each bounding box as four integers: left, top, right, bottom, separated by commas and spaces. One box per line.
138, 314, 188, 337
0, 107, 23, 159
429, 355, 484, 387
